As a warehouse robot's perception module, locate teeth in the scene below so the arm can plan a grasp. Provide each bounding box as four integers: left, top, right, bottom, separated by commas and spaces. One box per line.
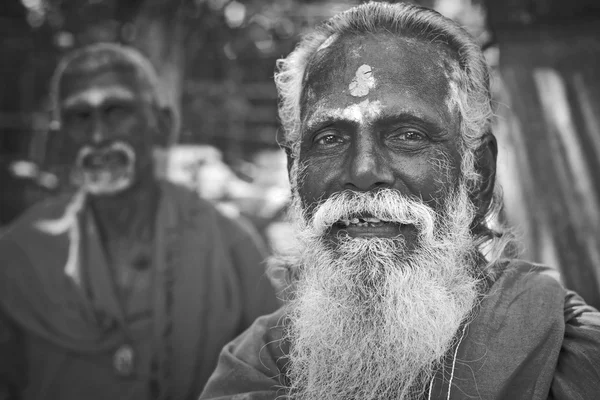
336, 217, 389, 227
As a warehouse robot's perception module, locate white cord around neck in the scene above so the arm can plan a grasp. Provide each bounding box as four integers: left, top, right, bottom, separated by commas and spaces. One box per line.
427, 324, 468, 400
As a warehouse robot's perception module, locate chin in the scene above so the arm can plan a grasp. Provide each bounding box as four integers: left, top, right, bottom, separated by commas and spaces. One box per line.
85, 176, 136, 196
74, 164, 137, 196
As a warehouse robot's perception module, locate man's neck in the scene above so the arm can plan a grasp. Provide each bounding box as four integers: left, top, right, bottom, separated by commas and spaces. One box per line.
89, 177, 160, 245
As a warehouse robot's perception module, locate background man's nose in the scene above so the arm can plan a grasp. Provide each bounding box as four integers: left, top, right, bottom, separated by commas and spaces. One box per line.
344, 138, 394, 191
91, 117, 107, 144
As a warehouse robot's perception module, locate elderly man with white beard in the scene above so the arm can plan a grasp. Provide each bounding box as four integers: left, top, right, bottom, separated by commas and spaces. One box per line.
199, 2, 600, 400
0, 43, 279, 400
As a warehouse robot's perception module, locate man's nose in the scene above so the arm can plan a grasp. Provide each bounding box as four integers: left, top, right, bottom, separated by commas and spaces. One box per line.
344, 135, 394, 191
90, 115, 108, 144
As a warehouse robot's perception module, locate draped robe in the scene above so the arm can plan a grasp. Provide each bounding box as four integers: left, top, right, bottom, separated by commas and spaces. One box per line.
199, 261, 600, 400
0, 181, 279, 400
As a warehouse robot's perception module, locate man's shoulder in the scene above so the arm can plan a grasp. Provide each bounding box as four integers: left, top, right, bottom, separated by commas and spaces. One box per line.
219, 307, 287, 374
231, 306, 286, 346
454, 259, 600, 398
492, 258, 565, 297
158, 179, 216, 212
159, 180, 265, 250
476, 259, 567, 336
161, 180, 252, 228
0, 194, 74, 242
481, 258, 600, 331
473, 259, 600, 398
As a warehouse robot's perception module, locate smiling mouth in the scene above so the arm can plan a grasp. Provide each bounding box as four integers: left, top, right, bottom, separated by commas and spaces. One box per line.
335, 216, 392, 228
331, 215, 410, 238
78, 142, 135, 170
82, 150, 129, 170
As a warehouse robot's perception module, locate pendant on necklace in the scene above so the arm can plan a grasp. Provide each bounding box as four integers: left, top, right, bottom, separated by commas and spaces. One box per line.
113, 343, 136, 377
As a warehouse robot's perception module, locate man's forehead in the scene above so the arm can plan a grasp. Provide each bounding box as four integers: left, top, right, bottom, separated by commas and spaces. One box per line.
59, 64, 152, 107
62, 85, 136, 109
304, 33, 458, 95
300, 33, 460, 125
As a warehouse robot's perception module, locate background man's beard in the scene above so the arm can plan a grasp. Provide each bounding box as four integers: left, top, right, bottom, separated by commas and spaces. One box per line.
72, 141, 137, 196
283, 186, 482, 400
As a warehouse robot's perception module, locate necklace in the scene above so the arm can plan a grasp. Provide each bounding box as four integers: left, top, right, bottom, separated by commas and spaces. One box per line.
427, 323, 468, 400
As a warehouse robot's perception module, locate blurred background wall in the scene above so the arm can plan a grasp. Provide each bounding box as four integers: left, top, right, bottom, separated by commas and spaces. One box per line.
1, 0, 599, 307
486, 0, 600, 307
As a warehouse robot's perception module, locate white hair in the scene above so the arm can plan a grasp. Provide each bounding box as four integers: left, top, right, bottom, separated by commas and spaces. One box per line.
275, 1, 512, 267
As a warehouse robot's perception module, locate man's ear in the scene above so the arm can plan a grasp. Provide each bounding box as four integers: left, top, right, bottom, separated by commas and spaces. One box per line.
473, 130, 498, 220
154, 105, 174, 147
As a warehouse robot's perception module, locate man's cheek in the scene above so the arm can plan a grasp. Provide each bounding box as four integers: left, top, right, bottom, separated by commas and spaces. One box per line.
420, 180, 456, 212
298, 165, 328, 203
46, 132, 76, 164
421, 156, 460, 202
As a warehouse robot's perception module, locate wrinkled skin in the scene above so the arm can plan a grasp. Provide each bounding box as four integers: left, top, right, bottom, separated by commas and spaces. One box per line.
293, 33, 494, 245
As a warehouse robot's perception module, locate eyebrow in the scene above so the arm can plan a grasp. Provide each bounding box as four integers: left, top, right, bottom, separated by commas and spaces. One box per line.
372, 112, 447, 133
62, 86, 136, 109
305, 106, 446, 135
305, 110, 359, 132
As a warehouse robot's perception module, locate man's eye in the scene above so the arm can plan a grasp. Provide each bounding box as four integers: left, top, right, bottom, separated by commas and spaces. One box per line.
386, 129, 429, 150
65, 110, 91, 124
314, 132, 343, 146
395, 131, 426, 141
105, 105, 129, 119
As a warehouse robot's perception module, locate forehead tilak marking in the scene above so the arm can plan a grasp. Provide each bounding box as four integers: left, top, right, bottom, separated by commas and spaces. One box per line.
309, 99, 382, 127
349, 64, 376, 97
62, 86, 135, 109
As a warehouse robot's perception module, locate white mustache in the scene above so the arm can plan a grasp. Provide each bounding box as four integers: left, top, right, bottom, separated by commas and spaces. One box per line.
309, 189, 436, 239
75, 141, 136, 168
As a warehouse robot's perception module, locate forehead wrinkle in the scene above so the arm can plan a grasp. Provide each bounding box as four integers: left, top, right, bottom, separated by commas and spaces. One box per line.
62, 86, 136, 109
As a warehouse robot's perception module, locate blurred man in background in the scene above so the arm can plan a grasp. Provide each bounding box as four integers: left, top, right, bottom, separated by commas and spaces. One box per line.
200, 2, 600, 399
0, 43, 278, 400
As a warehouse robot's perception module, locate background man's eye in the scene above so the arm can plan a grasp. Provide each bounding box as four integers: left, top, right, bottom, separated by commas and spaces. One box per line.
78, 112, 90, 121
66, 110, 91, 124
106, 105, 127, 118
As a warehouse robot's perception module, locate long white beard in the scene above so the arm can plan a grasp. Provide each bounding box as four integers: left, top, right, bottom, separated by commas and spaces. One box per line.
281, 186, 482, 400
